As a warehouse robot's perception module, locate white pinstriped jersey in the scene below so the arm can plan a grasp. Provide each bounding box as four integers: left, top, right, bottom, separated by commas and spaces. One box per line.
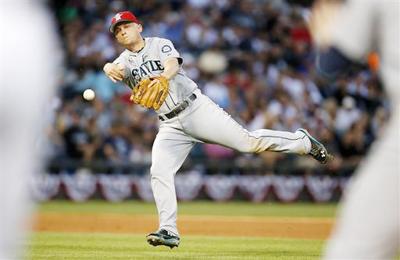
113, 37, 198, 114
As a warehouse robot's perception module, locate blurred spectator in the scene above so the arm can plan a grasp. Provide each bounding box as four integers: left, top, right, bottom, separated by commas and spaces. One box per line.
62, 111, 94, 162
335, 96, 361, 135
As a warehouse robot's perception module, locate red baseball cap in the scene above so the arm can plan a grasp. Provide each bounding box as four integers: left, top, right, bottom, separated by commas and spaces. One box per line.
109, 11, 141, 33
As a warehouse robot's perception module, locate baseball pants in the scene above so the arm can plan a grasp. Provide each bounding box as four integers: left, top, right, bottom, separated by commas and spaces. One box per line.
150, 90, 311, 235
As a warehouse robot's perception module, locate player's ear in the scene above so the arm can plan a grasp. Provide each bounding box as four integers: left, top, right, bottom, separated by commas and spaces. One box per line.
136, 23, 143, 33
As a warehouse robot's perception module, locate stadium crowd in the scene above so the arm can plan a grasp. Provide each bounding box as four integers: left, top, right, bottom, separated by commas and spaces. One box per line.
47, 0, 390, 175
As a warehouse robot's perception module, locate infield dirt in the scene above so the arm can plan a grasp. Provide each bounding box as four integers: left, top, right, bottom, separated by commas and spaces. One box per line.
34, 213, 333, 239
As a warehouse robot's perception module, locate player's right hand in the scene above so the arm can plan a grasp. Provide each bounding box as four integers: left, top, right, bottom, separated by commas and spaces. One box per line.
103, 63, 125, 83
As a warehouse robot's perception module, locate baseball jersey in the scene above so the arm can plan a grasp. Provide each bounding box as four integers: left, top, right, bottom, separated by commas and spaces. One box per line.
113, 37, 198, 114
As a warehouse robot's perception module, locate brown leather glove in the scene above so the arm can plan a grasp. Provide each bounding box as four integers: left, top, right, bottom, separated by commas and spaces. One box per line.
130, 76, 169, 110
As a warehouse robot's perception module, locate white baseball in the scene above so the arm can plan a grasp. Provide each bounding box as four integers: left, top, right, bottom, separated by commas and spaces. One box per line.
83, 88, 95, 101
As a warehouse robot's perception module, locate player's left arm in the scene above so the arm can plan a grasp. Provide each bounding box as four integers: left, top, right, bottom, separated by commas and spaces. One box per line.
140, 57, 178, 101
158, 38, 182, 81
160, 57, 180, 80
130, 39, 182, 109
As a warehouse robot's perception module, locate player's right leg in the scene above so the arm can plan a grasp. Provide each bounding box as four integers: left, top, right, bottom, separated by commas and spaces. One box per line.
147, 121, 196, 248
180, 93, 331, 163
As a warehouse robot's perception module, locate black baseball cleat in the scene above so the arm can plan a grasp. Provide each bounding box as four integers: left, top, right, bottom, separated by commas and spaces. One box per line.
146, 229, 180, 249
297, 128, 333, 164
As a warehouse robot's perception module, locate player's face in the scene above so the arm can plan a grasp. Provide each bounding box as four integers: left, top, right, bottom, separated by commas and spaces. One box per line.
114, 22, 142, 46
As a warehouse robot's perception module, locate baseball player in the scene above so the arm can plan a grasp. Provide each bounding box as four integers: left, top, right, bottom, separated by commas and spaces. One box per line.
309, 0, 399, 258
104, 11, 332, 249
0, 1, 60, 259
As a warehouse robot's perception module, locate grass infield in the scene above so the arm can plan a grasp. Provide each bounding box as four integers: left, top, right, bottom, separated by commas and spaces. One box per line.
29, 201, 337, 259
29, 232, 325, 260
37, 200, 337, 218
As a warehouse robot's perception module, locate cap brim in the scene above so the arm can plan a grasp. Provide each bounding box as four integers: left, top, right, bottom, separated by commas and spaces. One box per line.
109, 19, 134, 33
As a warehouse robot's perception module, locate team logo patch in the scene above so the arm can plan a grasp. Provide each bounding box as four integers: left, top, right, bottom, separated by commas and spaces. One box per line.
161, 45, 172, 53
115, 13, 122, 21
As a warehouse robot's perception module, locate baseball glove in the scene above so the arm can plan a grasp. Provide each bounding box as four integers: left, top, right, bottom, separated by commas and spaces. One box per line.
130, 76, 169, 110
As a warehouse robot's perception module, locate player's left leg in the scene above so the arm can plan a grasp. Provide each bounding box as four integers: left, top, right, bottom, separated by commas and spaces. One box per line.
179, 93, 330, 163
148, 121, 196, 248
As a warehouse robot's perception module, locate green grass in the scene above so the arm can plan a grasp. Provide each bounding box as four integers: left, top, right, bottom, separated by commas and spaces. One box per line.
38, 200, 337, 218
30, 201, 336, 259
29, 232, 324, 260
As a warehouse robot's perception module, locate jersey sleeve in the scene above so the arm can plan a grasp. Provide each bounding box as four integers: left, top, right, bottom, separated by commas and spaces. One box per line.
158, 38, 183, 65
112, 55, 128, 70
111, 54, 129, 80
331, 0, 377, 60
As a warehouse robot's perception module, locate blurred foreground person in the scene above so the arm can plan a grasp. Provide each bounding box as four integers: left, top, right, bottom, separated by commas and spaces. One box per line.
310, 0, 399, 258
0, 1, 60, 259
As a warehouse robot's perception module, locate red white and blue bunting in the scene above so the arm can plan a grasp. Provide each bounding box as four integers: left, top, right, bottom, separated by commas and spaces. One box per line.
98, 174, 133, 202
61, 170, 97, 202
272, 176, 305, 202
237, 175, 272, 202
204, 175, 238, 201
132, 174, 154, 202
30, 173, 61, 201
175, 170, 204, 201
338, 177, 350, 193
30, 172, 348, 202
305, 175, 338, 202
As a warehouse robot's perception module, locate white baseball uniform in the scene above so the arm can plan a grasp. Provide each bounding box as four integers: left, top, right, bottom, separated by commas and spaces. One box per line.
324, 0, 400, 258
114, 37, 312, 236
0, 1, 60, 259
